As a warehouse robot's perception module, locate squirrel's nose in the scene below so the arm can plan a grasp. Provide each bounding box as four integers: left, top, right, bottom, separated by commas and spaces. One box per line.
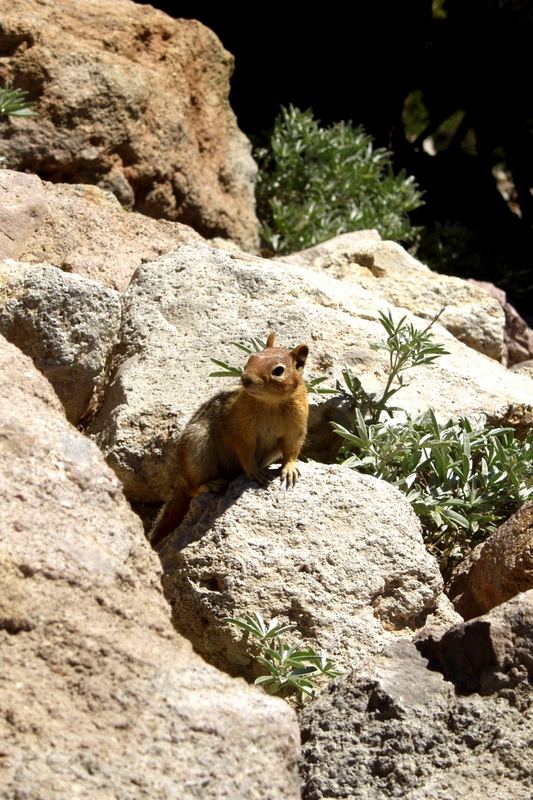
241, 372, 254, 388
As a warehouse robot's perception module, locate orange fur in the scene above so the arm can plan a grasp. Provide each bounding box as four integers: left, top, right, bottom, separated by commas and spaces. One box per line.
149, 333, 309, 546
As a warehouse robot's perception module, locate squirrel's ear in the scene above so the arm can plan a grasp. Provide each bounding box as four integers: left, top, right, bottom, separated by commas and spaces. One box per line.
266, 332, 277, 348
290, 344, 309, 373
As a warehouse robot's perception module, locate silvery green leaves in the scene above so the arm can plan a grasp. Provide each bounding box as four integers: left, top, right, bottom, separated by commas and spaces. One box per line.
225, 612, 342, 703
255, 105, 423, 254
338, 310, 448, 424
334, 310, 532, 569
0, 84, 36, 118
335, 409, 533, 570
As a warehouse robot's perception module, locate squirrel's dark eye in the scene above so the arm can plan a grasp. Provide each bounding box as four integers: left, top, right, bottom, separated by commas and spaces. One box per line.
272, 365, 285, 377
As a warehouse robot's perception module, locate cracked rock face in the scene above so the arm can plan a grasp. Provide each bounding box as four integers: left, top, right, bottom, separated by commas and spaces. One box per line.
157, 461, 458, 677
0, 0, 259, 251
0, 335, 300, 800
299, 633, 533, 800
87, 242, 533, 503
0, 259, 121, 424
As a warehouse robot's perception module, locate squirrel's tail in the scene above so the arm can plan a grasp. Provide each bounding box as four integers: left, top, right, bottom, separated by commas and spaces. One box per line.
149, 482, 190, 547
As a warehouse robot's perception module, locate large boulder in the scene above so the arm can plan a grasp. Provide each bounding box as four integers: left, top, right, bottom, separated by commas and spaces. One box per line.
0, 335, 300, 800
0, 170, 200, 291
157, 461, 458, 677
447, 502, 533, 620
87, 242, 533, 502
0, 0, 259, 251
0, 259, 121, 423
299, 594, 533, 800
279, 233, 506, 361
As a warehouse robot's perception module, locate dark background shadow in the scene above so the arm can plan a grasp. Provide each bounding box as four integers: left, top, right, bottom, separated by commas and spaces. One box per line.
138, 0, 533, 322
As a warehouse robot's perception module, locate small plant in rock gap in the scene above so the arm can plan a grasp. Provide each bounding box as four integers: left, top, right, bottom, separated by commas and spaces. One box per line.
0, 84, 36, 118
225, 612, 342, 703
209, 336, 336, 395
255, 105, 423, 254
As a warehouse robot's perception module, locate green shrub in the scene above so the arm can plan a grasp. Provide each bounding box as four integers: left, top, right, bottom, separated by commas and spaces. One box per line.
225, 612, 342, 702
333, 313, 533, 570
335, 409, 533, 570
255, 105, 423, 254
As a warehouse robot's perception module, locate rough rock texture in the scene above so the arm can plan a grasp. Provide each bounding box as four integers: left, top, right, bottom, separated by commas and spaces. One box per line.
279, 233, 506, 361
512, 359, 533, 379
0, 334, 300, 800
157, 461, 457, 677
470, 278, 533, 366
0, 170, 200, 291
0, 170, 47, 260
300, 636, 533, 799
0, 259, 121, 423
0, 0, 259, 251
419, 590, 533, 692
447, 503, 533, 620
485, 402, 533, 441
87, 243, 533, 502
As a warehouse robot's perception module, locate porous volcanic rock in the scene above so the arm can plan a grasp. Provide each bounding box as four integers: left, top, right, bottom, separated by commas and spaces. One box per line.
0, 334, 300, 800
157, 461, 458, 678
300, 619, 533, 800
0, 170, 47, 260
87, 243, 533, 502
419, 589, 533, 692
470, 278, 533, 366
0, 170, 200, 291
0, 259, 121, 423
0, 0, 259, 251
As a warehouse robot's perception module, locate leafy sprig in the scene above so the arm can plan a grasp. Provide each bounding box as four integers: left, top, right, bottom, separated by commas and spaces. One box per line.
0, 84, 36, 118
225, 611, 342, 702
255, 105, 423, 254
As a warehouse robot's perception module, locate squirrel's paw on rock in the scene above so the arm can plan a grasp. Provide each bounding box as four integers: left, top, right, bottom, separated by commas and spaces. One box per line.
280, 461, 300, 488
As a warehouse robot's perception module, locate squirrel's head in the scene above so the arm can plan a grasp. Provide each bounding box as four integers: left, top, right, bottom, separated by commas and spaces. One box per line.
240, 332, 309, 402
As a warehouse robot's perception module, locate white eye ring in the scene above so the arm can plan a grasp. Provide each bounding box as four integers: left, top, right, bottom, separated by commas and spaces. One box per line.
272, 364, 285, 377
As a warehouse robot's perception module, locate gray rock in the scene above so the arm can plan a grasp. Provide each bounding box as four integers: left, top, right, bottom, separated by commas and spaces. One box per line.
419, 589, 533, 692
158, 461, 457, 677
88, 242, 533, 503
0, 260, 121, 423
0, 334, 300, 800
299, 636, 533, 800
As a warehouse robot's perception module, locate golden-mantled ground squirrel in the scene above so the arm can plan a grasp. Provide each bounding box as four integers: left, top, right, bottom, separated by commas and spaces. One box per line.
149, 333, 309, 546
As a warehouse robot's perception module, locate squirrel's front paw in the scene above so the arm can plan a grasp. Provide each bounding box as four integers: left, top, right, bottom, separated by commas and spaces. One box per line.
280, 460, 300, 488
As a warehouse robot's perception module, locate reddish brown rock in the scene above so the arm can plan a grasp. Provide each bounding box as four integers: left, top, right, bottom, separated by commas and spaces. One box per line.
419, 589, 533, 693
0, 0, 259, 252
0, 170, 200, 291
447, 502, 533, 620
